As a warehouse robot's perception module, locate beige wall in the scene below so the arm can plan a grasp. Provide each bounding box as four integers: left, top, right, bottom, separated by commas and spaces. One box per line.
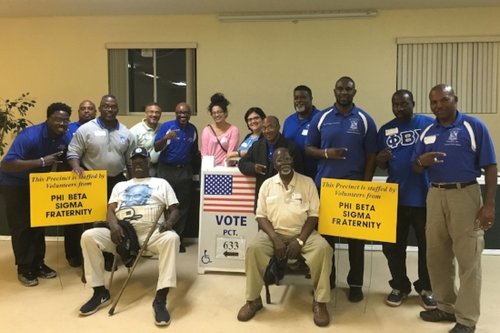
1, 7, 500, 147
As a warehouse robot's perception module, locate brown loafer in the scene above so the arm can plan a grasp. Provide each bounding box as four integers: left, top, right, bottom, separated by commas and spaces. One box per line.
312, 300, 330, 327
237, 297, 263, 321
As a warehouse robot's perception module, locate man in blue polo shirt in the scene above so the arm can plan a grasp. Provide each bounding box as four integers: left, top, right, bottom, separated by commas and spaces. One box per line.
283, 85, 321, 179
305, 76, 377, 302
154, 102, 199, 253
413, 84, 497, 333
0, 102, 72, 286
376, 89, 436, 309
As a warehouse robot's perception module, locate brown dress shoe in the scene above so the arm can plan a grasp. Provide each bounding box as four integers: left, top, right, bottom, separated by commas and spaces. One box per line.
237, 297, 263, 321
312, 300, 330, 327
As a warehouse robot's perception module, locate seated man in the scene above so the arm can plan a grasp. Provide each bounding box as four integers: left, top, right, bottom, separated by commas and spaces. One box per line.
237, 148, 333, 327
78, 147, 180, 327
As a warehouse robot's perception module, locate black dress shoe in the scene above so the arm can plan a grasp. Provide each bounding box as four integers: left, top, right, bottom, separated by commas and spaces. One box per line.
179, 243, 186, 253
348, 287, 364, 302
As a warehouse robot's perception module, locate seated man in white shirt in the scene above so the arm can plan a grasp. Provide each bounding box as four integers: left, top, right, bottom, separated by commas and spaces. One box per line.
237, 147, 333, 327
78, 147, 180, 327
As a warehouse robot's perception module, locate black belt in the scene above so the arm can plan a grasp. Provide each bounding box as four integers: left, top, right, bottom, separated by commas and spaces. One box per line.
431, 180, 477, 189
165, 163, 186, 168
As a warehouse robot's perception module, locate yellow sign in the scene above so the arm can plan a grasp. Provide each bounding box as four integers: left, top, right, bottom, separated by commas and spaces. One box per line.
29, 171, 107, 227
318, 178, 398, 243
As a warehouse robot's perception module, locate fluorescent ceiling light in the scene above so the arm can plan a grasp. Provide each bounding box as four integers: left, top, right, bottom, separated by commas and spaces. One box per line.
217, 10, 378, 22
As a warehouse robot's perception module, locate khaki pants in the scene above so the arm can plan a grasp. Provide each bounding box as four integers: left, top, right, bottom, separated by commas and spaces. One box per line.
81, 226, 179, 291
245, 230, 333, 303
426, 184, 484, 327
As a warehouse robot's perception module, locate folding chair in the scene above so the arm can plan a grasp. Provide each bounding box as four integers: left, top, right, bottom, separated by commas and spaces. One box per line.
108, 204, 165, 315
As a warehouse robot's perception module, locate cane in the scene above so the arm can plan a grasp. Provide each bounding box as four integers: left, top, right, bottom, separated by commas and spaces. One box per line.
108, 204, 165, 316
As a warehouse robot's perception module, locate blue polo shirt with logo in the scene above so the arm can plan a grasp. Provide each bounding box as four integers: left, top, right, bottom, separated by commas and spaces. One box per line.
283, 107, 321, 179
155, 119, 198, 165
306, 105, 377, 187
0, 122, 71, 186
412, 111, 496, 183
377, 114, 434, 207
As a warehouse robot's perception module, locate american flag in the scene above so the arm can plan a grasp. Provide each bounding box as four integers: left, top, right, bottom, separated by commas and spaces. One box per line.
203, 174, 256, 214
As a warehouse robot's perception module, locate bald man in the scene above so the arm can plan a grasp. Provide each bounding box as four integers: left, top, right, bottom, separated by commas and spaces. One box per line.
412, 84, 497, 333
238, 116, 304, 208
154, 103, 200, 252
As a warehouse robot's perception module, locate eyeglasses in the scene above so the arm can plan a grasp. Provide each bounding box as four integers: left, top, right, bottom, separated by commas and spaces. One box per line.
211, 111, 225, 116
247, 116, 261, 122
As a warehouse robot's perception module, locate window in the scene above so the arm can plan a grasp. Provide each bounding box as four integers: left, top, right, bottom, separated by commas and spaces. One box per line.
397, 36, 500, 114
107, 43, 197, 114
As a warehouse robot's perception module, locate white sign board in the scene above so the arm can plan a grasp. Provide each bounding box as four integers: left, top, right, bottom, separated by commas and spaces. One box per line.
197, 157, 258, 273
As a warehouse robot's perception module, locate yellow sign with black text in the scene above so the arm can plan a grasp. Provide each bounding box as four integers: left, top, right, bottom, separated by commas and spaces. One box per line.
29, 171, 107, 227
318, 178, 398, 243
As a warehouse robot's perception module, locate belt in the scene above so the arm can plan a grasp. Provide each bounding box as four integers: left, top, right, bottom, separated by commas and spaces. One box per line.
431, 180, 477, 189
165, 163, 186, 168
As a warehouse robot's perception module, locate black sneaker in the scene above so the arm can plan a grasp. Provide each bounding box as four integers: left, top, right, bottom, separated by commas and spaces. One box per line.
79, 289, 111, 316
153, 299, 171, 326
179, 243, 186, 253
348, 286, 364, 302
37, 264, 57, 279
419, 290, 437, 310
420, 308, 456, 322
18, 271, 39, 287
449, 323, 476, 333
385, 289, 407, 307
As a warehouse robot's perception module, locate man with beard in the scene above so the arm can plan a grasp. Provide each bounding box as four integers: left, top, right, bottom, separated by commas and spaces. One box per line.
78, 147, 180, 327
0, 102, 72, 286
68, 94, 136, 270
154, 102, 199, 253
130, 102, 163, 176
238, 116, 304, 209
283, 85, 321, 179
237, 148, 333, 327
305, 76, 377, 302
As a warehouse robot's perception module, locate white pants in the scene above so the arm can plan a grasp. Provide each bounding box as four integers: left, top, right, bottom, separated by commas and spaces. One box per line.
81, 225, 179, 291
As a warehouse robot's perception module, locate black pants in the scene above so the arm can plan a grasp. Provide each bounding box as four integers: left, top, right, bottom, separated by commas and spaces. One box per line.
382, 205, 431, 294
157, 163, 193, 239
325, 235, 365, 287
1, 185, 46, 274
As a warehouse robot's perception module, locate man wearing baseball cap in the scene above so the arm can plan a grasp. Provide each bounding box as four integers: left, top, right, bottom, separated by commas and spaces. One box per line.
78, 146, 181, 326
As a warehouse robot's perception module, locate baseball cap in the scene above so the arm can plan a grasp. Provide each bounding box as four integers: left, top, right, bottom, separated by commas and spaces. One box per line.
130, 147, 149, 158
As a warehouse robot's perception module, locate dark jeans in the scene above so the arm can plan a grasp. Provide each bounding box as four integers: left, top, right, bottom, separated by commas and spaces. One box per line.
325, 235, 365, 287
157, 163, 193, 239
1, 185, 46, 274
382, 205, 431, 294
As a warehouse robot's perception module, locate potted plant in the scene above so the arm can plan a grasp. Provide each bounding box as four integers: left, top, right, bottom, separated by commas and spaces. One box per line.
0, 93, 35, 156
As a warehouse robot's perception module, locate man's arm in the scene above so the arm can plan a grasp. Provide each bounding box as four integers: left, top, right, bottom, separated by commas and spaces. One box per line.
305, 145, 348, 160
107, 202, 124, 244
364, 152, 377, 181
159, 203, 180, 233
477, 164, 497, 230
287, 216, 318, 259
1, 151, 62, 172
238, 144, 258, 176
256, 217, 286, 259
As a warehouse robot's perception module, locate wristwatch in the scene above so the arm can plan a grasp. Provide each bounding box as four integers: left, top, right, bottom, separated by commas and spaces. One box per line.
296, 238, 304, 247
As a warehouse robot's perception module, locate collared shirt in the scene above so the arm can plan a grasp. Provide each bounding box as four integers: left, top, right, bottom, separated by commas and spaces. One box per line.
155, 119, 198, 165
283, 107, 321, 179
0, 122, 71, 186
256, 172, 319, 236
67, 121, 83, 136
412, 111, 496, 183
130, 119, 162, 164
377, 114, 434, 207
67, 117, 136, 177
306, 104, 378, 187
